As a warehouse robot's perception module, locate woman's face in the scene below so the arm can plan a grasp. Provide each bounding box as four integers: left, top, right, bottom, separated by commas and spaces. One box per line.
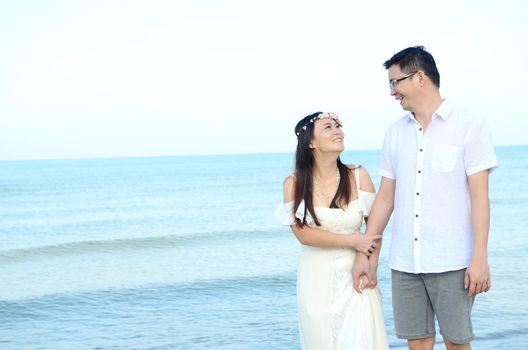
310, 115, 344, 153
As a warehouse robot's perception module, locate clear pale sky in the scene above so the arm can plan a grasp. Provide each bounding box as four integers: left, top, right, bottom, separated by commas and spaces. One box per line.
1, 0, 527, 160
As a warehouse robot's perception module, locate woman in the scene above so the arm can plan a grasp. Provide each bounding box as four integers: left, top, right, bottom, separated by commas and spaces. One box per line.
274, 112, 389, 349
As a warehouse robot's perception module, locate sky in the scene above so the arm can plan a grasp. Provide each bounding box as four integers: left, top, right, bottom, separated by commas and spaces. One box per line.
1, 0, 527, 160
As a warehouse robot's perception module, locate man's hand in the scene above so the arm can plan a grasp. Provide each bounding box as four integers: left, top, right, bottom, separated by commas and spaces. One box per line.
368, 260, 379, 288
464, 257, 491, 297
352, 253, 372, 293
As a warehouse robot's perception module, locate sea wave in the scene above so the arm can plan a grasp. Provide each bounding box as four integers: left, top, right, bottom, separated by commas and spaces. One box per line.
0, 228, 279, 263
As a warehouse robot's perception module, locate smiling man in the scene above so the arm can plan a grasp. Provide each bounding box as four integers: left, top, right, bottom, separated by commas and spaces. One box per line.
352, 46, 498, 350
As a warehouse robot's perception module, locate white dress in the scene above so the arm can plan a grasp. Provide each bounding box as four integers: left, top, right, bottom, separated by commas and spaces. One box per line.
274, 173, 389, 350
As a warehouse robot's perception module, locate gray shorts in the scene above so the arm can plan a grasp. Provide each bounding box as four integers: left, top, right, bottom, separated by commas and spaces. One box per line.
392, 269, 475, 344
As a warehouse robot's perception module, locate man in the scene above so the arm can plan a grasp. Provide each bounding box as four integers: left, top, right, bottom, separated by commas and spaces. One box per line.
352, 46, 498, 350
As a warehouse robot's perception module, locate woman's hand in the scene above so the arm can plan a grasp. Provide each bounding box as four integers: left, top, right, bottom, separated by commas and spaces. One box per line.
351, 233, 381, 256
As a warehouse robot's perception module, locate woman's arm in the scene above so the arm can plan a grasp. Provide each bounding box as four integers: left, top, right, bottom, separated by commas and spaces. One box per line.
283, 175, 380, 252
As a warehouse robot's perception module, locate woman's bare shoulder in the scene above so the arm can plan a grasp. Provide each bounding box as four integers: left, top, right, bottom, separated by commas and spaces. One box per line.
283, 174, 296, 185
282, 174, 297, 202
282, 174, 297, 193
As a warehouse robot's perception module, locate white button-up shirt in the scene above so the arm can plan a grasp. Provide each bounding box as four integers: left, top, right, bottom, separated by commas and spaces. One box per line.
377, 99, 498, 273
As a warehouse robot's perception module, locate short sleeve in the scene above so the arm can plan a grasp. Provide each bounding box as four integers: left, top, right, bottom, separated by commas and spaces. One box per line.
376, 129, 396, 180
464, 118, 498, 175
273, 200, 315, 226
358, 190, 376, 217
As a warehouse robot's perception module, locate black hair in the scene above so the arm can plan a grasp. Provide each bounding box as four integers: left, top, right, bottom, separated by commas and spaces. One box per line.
383, 45, 440, 88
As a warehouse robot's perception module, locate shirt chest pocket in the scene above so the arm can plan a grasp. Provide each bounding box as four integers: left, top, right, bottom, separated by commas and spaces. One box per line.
432, 145, 460, 172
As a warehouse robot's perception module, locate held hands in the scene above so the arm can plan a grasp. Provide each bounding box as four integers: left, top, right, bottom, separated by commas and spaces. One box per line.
465, 257, 491, 297
352, 253, 373, 293
351, 233, 381, 293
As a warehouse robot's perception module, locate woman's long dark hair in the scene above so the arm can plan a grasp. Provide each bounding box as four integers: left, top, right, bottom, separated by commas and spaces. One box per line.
292, 112, 356, 227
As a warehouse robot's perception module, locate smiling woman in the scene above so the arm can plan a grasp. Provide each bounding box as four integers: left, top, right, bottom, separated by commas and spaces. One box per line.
274, 111, 388, 349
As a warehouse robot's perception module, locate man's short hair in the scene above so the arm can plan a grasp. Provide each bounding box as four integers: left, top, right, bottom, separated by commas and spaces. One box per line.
384, 46, 440, 88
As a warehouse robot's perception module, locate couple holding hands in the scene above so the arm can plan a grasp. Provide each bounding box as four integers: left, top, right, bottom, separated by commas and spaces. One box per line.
275, 46, 497, 350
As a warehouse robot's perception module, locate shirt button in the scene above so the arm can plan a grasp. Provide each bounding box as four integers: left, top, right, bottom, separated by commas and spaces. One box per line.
419, 127, 423, 131
416, 192, 420, 196
414, 237, 418, 241
415, 214, 419, 217
419, 148, 423, 152
418, 170, 422, 174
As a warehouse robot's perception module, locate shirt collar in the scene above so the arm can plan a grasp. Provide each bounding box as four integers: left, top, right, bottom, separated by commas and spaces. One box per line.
405, 98, 453, 122
434, 98, 453, 120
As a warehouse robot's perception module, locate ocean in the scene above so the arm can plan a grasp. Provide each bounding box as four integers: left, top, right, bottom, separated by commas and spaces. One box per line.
1, 145, 527, 349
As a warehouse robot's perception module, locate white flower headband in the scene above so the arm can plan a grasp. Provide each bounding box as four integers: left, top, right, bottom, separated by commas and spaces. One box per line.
296, 112, 342, 137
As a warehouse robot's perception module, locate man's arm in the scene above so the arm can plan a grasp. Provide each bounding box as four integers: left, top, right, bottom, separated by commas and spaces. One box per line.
352, 176, 395, 292
465, 170, 491, 297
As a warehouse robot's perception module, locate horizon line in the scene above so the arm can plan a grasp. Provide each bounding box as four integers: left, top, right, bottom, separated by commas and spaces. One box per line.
0, 143, 525, 163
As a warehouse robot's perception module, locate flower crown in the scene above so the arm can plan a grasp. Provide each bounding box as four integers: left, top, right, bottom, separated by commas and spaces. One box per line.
296, 112, 342, 136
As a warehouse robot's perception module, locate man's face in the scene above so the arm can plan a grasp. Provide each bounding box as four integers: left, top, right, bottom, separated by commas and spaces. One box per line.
388, 65, 417, 112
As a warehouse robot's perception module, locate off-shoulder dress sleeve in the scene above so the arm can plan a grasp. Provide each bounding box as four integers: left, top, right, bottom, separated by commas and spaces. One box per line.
273, 201, 296, 226
273, 200, 314, 226
358, 190, 376, 217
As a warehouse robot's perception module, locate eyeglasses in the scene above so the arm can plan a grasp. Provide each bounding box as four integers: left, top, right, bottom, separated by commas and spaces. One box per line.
389, 71, 417, 90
